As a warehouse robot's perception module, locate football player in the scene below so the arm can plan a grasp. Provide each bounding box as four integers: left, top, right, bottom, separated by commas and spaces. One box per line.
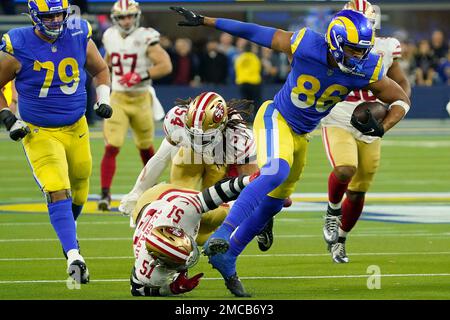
120, 91, 276, 248
98, 0, 172, 211
320, 0, 411, 263
0, 0, 113, 283
130, 173, 258, 296
171, 7, 410, 296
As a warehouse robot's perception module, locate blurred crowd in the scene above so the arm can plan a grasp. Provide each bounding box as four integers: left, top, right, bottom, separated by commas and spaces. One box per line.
96, 24, 450, 89
396, 29, 449, 86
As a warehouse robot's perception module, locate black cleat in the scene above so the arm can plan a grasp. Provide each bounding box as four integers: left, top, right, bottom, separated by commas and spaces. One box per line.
225, 274, 251, 297
68, 260, 90, 284
256, 218, 274, 252
98, 189, 111, 211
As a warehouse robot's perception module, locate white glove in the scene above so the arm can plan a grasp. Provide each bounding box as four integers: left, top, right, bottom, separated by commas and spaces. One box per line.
119, 191, 141, 216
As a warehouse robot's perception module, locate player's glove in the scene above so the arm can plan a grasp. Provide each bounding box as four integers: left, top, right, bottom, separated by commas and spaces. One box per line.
351, 109, 385, 138
94, 102, 113, 119
0, 108, 30, 141
119, 71, 149, 88
119, 191, 141, 216
170, 6, 204, 27
169, 270, 204, 295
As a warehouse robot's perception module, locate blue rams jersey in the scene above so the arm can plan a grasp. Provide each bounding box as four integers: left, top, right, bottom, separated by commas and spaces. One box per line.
0, 18, 92, 127
273, 27, 384, 134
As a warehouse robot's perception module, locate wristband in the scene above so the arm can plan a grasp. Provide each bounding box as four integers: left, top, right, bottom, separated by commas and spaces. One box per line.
389, 100, 410, 115
96, 84, 110, 105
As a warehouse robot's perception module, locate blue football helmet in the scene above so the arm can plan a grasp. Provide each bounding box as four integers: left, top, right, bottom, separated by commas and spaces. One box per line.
326, 9, 375, 74
28, 0, 71, 39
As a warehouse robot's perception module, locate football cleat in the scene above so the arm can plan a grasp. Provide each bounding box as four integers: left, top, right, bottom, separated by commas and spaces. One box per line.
202, 237, 229, 257
256, 218, 274, 252
68, 260, 90, 284
98, 194, 111, 211
62, 240, 80, 260
208, 251, 251, 297
330, 239, 349, 263
202, 227, 230, 256
224, 274, 251, 298
208, 251, 236, 279
323, 205, 342, 245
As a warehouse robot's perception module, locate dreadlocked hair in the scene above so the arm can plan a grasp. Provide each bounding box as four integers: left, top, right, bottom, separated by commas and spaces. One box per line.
225, 99, 254, 132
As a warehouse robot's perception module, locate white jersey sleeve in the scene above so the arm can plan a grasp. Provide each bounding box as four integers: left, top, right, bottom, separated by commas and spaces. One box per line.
321, 37, 401, 143
163, 105, 189, 146
103, 26, 160, 92
225, 121, 256, 165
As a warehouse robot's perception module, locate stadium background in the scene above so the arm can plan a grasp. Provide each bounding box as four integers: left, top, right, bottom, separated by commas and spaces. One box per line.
0, 0, 449, 300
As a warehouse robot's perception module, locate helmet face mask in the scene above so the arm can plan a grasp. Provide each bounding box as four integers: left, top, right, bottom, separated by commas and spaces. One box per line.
28, 0, 71, 40
111, 0, 141, 35
184, 92, 228, 155
326, 9, 375, 74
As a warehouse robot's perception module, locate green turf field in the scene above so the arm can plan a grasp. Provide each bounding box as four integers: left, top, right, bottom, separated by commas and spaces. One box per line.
0, 121, 449, 300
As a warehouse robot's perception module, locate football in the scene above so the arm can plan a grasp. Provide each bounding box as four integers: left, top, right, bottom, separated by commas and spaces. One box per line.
352, 101, 388, 124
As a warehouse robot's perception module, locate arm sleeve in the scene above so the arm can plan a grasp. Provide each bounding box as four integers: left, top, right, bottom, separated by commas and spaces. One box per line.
197, 174, 256, 212
130, 138, 178, 196
215, 18, 277, 48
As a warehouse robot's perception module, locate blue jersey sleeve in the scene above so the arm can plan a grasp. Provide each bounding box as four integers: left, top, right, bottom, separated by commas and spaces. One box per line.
0, 34, 14, 56
367, 54, 385, 84
290, 27, 307, 58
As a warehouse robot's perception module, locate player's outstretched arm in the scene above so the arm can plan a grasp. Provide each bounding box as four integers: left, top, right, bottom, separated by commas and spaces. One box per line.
86, 39, 113, 119
366, 76, 411, 135
170, 6, 293, 56
119, 138, 178, 215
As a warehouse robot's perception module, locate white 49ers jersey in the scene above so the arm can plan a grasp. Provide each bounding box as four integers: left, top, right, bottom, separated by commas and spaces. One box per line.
163, 105, 256, 164
102, 26, 160, 92
321, 37, 402, 143
132, 189, 202, 288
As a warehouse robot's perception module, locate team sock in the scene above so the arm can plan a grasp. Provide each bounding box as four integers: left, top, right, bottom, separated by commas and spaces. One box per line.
72, 203, 83, 221
229, 195, 284, 257
214, 158, 290, 238
139, 146, 155, 165
100, 145, 120, 190
328, 171, 351, 208
341, 196, 365, 232
48, 198, 78, 253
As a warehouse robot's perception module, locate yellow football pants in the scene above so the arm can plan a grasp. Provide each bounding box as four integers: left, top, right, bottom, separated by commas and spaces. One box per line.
22, 116, 92, 205
253, 101, 310, 199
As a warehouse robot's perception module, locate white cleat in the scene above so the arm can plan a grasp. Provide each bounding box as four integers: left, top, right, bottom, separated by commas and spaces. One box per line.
323, 206, 342, 245
330, 241, 349, 264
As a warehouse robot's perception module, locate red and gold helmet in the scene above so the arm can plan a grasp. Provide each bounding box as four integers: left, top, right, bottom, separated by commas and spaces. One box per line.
344, 0, 379, 29
110, 0, 141, 34
185, 92, 228, 154
145, 226, 194, 268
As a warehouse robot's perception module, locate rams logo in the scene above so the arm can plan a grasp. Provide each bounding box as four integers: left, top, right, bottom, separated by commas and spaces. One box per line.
213, 103, 225, 123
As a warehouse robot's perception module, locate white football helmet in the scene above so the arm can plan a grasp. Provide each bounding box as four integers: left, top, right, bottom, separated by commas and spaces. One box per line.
344, 0, 380, 29
184, 92, 228, 155
145, 226, 198, 268
110, 0, 141, 35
